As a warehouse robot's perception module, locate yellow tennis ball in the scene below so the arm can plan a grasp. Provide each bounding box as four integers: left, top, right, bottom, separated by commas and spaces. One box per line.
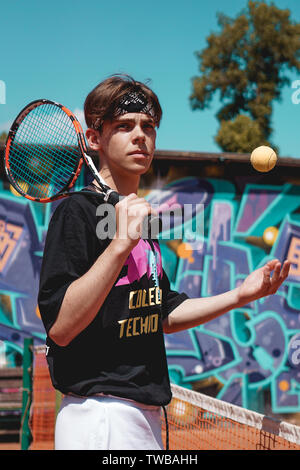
250, 146, 277, 172
263, 226, 279, 246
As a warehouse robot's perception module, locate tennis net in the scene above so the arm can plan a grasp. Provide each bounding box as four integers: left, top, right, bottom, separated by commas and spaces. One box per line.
28, 345, 300, 450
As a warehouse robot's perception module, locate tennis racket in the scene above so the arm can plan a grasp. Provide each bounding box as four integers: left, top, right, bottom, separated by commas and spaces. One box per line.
4, 99, 119, 203
4, 99, 161, 236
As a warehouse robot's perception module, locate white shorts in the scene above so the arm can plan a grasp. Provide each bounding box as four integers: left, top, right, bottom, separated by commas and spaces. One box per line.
55, 395, 164, 450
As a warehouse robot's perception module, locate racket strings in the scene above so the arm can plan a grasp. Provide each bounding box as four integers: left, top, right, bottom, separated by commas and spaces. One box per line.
17, 104, 79, 166
10, 129, 78, 195
9, 152, 56, 198
8, 103, 81, 199
10, 142, 77, 189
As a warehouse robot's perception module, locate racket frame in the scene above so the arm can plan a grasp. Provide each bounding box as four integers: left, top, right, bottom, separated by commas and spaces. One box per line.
4, 99, 104, 203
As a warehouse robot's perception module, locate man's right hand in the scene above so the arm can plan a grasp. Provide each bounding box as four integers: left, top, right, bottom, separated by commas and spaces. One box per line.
114, 193, 157, 249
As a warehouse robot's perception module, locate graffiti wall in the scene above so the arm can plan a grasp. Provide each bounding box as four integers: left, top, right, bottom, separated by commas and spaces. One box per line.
0, 182, 60, 366
0, 154, 300, 417
146, 170, 300, 415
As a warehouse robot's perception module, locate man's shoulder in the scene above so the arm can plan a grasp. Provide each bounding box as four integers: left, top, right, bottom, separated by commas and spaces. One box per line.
52, 190, 105, 214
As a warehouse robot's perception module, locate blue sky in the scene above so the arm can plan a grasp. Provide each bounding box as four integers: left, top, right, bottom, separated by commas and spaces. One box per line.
1, 0, 300, 158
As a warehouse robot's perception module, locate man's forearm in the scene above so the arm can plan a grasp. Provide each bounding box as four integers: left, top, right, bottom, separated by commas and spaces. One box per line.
163, 259, 290, 334
163, 288, 242, 334
49, 239, 132, 346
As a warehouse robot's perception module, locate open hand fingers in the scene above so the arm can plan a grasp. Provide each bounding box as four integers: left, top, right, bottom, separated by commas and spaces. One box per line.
267, 259, 290, 293
270, 261, 281, 283
238, 259, 290, 305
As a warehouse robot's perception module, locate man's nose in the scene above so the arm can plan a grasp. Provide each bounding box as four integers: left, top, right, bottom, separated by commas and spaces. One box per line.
132, 125, 146, 143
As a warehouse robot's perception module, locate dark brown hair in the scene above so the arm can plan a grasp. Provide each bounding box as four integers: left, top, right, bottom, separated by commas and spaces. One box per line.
84, 74, 162, 131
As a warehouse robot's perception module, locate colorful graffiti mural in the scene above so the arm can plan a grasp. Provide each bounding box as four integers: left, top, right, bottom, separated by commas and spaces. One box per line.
146, 175, 300, 414
0, 163, 300, 416
0, 182, 59, 365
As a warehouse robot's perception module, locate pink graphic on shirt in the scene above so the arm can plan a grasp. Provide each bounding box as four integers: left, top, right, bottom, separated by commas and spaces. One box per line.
115, 239, 163, 286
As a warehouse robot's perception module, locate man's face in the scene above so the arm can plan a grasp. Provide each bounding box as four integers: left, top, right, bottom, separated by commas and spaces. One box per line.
98, 113, 157, 177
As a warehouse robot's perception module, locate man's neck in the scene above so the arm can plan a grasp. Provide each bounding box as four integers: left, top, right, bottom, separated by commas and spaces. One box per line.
97, 168, 140, 196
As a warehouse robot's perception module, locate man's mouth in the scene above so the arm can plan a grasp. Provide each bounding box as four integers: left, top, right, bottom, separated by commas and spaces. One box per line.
128, 150, 149, 156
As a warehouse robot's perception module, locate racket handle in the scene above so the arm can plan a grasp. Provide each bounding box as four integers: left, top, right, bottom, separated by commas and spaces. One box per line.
103, 189, 119, 205
104, 191, 161, 239
145, 214, 162, 239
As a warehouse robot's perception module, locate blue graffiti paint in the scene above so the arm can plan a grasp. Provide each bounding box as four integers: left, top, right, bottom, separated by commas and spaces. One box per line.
153, 177, 300, 414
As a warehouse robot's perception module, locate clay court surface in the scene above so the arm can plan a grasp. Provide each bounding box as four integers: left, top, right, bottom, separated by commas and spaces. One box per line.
0, 442, 20, 450
1, 427, 299, 451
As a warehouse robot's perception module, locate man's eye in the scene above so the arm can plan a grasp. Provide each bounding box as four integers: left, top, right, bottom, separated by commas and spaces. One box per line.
144, 123, 155, 130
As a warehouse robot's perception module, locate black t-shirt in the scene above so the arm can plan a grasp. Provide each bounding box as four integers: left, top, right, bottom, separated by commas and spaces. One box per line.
38, 191, 188, 406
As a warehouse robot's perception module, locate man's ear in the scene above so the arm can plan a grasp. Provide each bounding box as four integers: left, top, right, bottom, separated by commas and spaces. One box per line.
85, 128, 102, 151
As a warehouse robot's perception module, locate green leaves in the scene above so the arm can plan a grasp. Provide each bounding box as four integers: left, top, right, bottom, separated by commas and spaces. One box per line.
190, 0, 300, 153
215, 115, 270, 153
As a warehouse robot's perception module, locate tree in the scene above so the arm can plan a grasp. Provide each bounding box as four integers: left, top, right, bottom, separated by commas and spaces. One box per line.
0, 132, 7, 142
190, 1, 300, 153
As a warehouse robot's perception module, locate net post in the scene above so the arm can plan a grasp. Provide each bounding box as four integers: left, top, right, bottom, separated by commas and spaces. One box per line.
20, 337, 33, 450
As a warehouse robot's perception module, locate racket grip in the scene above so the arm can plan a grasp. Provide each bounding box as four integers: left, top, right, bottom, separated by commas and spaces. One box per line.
145, 215, 162, 239
104, 189, 119, 205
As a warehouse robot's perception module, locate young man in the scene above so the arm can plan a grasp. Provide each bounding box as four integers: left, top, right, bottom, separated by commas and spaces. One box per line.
38, 75, 290, 450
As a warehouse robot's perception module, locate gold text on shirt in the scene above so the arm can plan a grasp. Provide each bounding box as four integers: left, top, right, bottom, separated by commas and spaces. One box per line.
118, 314, 159, 338
128, 288, 162, 310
